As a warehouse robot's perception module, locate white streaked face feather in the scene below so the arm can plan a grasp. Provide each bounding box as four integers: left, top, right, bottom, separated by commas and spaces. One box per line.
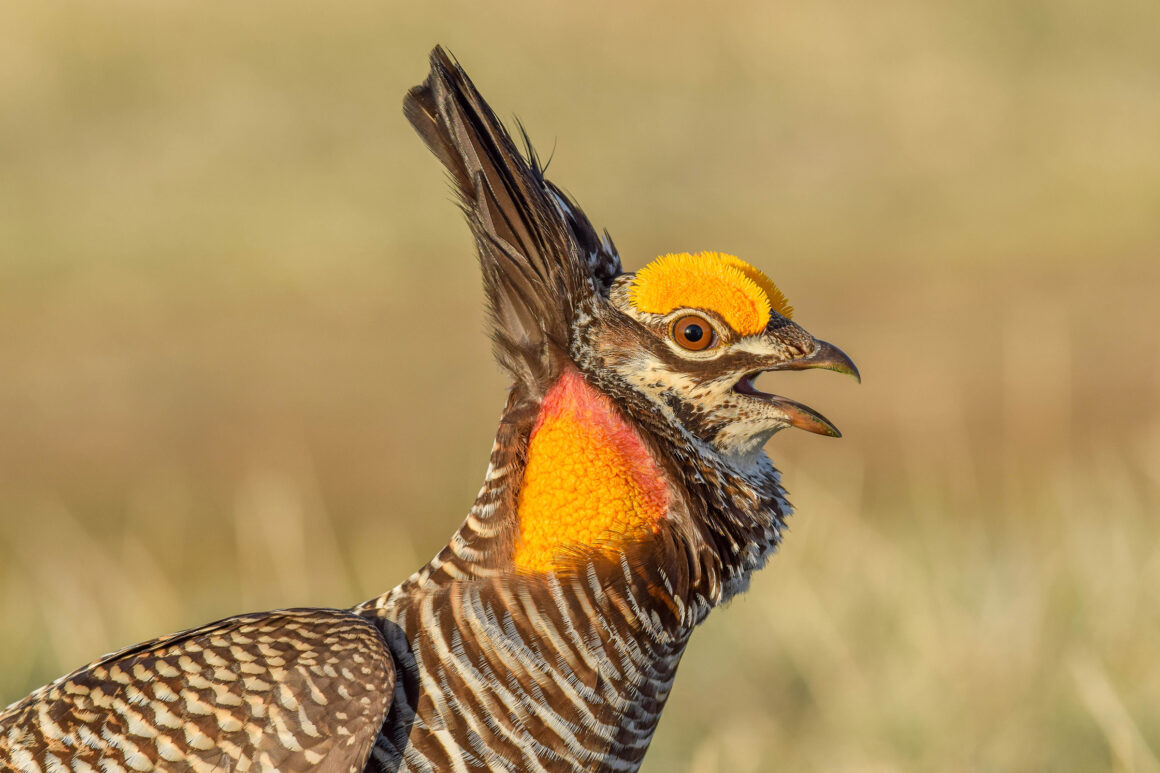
598, 276, 819, 458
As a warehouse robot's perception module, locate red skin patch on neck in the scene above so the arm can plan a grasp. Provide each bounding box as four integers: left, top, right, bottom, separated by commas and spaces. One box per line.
513, 368, 669, 572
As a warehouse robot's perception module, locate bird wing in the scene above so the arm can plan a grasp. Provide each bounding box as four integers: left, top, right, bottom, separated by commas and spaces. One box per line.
0, 608, 395, 773
404, 46, 622, 397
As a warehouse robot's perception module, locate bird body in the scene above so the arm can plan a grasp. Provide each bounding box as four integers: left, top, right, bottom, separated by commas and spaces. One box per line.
1, 47, 858, 772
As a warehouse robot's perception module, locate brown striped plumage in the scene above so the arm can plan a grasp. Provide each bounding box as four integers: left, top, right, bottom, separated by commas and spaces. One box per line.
1, 48, 858, 772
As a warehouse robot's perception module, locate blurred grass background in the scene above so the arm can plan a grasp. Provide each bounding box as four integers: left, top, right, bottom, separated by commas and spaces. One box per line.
1, 1, 1158, 770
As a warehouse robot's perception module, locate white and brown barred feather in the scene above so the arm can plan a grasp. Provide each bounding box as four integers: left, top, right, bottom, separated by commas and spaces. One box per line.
1, 610, 394, 772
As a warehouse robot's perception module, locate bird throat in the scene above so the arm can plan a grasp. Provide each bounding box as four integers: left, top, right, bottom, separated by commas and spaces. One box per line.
513, 368, 669, 573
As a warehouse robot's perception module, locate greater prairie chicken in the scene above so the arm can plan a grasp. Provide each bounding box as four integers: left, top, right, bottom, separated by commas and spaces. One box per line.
0, 47, 859, 772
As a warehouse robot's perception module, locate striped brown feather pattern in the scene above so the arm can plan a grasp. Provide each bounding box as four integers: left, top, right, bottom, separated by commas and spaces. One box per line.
1, 610, 394, 772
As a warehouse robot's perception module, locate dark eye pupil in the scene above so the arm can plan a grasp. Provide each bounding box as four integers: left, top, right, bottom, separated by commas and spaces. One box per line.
683, 324, 704, 342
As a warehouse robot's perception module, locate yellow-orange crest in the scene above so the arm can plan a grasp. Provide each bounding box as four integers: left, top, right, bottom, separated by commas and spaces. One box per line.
514, 369, 668, 573
628, 251, 793, 335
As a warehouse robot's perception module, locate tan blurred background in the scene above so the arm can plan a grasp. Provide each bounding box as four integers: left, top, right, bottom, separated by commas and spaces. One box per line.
1, 1, 1158, 770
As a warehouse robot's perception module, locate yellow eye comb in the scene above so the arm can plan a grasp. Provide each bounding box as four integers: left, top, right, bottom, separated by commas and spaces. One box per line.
628, 252, 793, 336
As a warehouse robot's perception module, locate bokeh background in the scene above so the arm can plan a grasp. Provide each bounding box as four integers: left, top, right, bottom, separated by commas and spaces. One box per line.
2, 2, 1158, 770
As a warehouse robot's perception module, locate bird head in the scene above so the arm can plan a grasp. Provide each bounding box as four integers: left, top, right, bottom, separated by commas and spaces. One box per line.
406, 46, 858, 474
586, 251, 859, 460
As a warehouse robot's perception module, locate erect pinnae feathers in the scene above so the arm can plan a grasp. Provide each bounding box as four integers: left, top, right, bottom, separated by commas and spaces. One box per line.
404, 47, 622, 395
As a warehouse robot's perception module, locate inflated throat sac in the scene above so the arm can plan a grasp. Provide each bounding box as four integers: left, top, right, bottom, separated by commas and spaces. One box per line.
514, 369, 669, 573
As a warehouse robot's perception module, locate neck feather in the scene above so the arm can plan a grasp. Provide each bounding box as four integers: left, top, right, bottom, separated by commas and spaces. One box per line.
376, 365, 789, 616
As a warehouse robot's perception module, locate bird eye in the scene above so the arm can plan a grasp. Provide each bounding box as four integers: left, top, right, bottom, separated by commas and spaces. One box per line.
671, 314, 716, 351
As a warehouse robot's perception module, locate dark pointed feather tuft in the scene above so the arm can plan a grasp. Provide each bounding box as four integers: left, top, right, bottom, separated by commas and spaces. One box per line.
405, 47, 622, 394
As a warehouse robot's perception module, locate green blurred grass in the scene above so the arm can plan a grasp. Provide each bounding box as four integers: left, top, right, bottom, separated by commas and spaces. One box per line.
1, 2, 1158, 770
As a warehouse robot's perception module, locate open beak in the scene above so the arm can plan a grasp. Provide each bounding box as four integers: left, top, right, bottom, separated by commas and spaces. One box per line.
733, 339, 860, 437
